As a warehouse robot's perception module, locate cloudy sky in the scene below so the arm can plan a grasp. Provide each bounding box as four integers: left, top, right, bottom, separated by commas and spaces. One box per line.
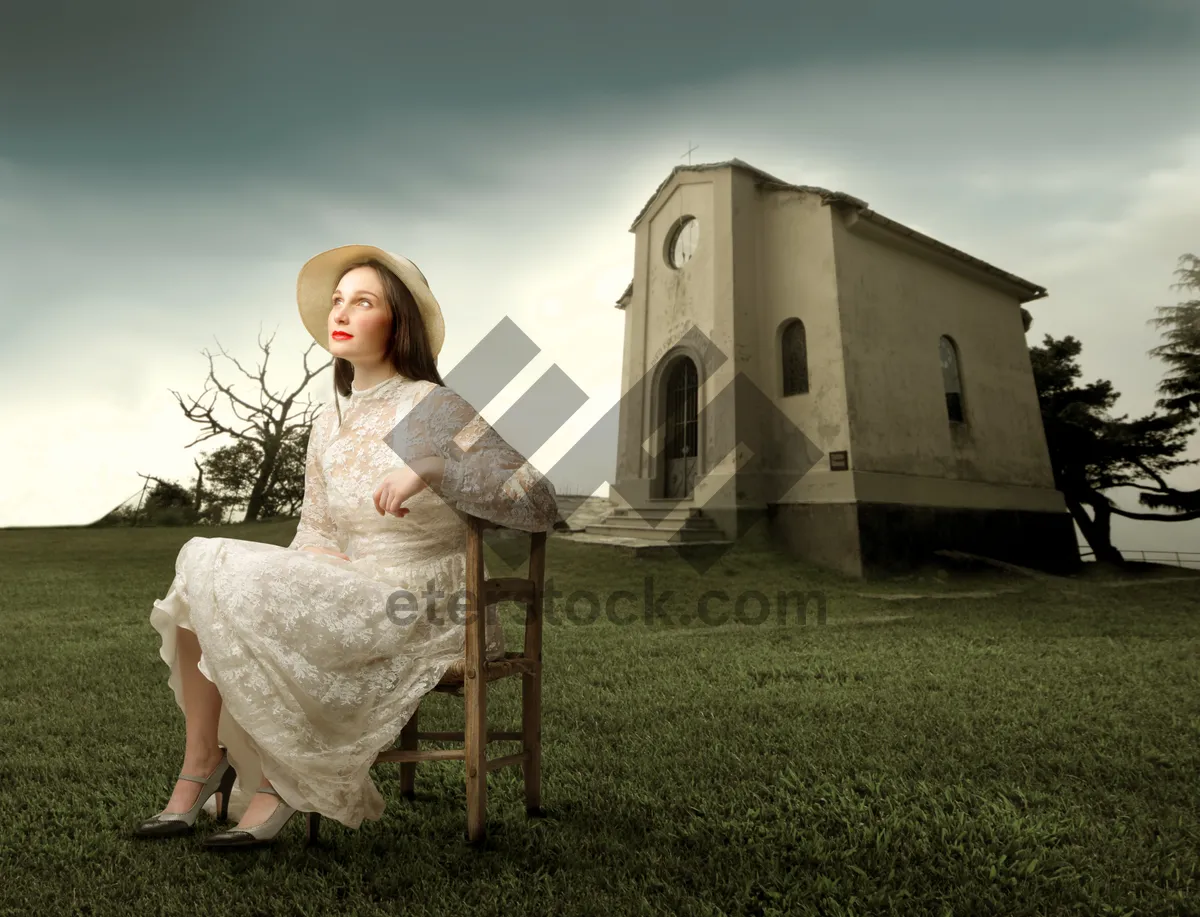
3, 0, 1199, 557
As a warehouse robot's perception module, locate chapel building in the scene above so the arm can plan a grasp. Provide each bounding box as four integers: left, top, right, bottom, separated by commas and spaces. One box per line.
597, 158, 1079, 577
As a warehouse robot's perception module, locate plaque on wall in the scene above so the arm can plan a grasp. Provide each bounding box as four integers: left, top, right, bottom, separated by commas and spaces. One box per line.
830, 451, 849, 471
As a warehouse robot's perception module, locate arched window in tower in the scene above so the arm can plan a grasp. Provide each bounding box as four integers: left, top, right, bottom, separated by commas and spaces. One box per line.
664, 358, 699, 498
781, 319, 809, 395
939, 335, 966, 423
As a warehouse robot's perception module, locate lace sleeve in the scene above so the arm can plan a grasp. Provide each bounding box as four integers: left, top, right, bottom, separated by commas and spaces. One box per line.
288, 406, 342, 552
388, 383, 560, 533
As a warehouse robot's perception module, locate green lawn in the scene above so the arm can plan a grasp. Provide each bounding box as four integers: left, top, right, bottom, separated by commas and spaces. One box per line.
1, 521, 1198, 916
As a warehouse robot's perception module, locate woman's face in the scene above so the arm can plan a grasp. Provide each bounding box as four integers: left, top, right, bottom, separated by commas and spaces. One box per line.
328, 266, 392, 361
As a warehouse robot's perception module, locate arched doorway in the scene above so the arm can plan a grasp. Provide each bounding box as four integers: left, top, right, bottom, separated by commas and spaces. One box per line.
662, 356, 699, 498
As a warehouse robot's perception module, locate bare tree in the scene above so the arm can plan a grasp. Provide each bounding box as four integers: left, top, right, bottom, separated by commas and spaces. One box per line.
172, 329, 331, 523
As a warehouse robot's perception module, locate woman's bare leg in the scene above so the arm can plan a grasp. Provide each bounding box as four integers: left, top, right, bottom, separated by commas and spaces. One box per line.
231, 774, 283, 829
161, 624, 226, 814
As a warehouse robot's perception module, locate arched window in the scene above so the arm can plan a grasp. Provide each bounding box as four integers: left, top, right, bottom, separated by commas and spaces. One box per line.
781, 319, 809, 395
665, 358, 699, 462
663, 357, 699, 498
939, 335, 965, 422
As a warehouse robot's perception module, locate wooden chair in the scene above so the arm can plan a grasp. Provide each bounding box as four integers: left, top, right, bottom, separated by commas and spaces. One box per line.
305, 515, 547, 846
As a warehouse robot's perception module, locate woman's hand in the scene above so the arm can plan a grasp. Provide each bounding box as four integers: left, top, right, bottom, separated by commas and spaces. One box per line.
299, 545, 350, 561
374, 457, 445, 518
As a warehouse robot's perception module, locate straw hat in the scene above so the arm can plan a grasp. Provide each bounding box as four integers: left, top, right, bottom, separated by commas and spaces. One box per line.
296, 244, 445, 357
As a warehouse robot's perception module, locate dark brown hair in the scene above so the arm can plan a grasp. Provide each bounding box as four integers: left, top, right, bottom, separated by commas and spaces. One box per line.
331, 259, 445, 399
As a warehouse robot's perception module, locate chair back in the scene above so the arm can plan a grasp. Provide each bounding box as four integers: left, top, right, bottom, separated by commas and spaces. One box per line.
462, 516, 547, 679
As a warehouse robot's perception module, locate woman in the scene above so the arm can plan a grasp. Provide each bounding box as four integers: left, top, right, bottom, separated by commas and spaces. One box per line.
134, 244, 559, 849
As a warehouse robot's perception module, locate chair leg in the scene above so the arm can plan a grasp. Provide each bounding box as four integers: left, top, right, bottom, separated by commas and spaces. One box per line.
306, 812, 321, 845
523, 668, 543, 816
464, 671, 487, 844
398, 705, 419, 799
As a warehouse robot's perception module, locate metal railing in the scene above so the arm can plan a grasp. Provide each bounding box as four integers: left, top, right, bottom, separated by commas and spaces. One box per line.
1078, 546, 1200, 568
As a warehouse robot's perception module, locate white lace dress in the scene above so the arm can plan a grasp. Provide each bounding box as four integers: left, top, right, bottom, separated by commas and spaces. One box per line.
149, 373, 559, 829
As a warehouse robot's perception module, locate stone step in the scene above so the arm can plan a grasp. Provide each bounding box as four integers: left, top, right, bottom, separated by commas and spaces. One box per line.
593, 514, 722, 533
607, 506, 703, 521
583, 521, 724, 543
554, 496, 615, 531
554, 530, 733, 553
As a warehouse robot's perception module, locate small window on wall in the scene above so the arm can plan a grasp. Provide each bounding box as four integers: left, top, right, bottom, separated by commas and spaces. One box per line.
781, 319, 809, 395
939, 335, 965, 423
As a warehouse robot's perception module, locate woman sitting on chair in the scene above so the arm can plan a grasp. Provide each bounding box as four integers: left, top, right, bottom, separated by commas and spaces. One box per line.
134, 245, 559, 849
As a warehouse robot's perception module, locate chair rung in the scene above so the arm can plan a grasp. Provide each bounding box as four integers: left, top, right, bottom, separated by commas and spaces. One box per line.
439, 653, 540, 685
375, 748, 529, 770
486, 577, 535, 604
416, 730, 522, 742
375, 747, 465, 764
485, 751, 529, 774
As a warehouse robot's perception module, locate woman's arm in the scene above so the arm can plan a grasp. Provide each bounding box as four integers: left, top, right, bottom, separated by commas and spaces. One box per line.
288, 406, 343, 552
389, 383, 560, 533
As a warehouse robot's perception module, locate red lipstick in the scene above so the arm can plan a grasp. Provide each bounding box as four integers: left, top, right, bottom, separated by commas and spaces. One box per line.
331, 331, 353, 340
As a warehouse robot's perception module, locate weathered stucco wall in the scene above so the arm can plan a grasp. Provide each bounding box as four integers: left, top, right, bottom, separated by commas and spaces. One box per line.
733, 175, 854, 503
830, 207, 1057, 497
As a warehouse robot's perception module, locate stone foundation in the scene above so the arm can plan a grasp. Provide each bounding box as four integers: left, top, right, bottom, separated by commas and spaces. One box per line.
767, 502, 1081, 578
765, 503, 863, 577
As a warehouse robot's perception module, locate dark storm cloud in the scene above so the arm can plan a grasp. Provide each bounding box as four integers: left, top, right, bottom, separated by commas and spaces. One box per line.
0, 0, 1195, 178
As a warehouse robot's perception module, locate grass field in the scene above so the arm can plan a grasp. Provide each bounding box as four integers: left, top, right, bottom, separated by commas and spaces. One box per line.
1, 521, 1198, 916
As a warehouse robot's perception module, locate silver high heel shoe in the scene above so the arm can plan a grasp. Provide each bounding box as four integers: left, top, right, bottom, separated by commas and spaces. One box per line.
133, 748, 237, 838
200, 786, 303, 850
